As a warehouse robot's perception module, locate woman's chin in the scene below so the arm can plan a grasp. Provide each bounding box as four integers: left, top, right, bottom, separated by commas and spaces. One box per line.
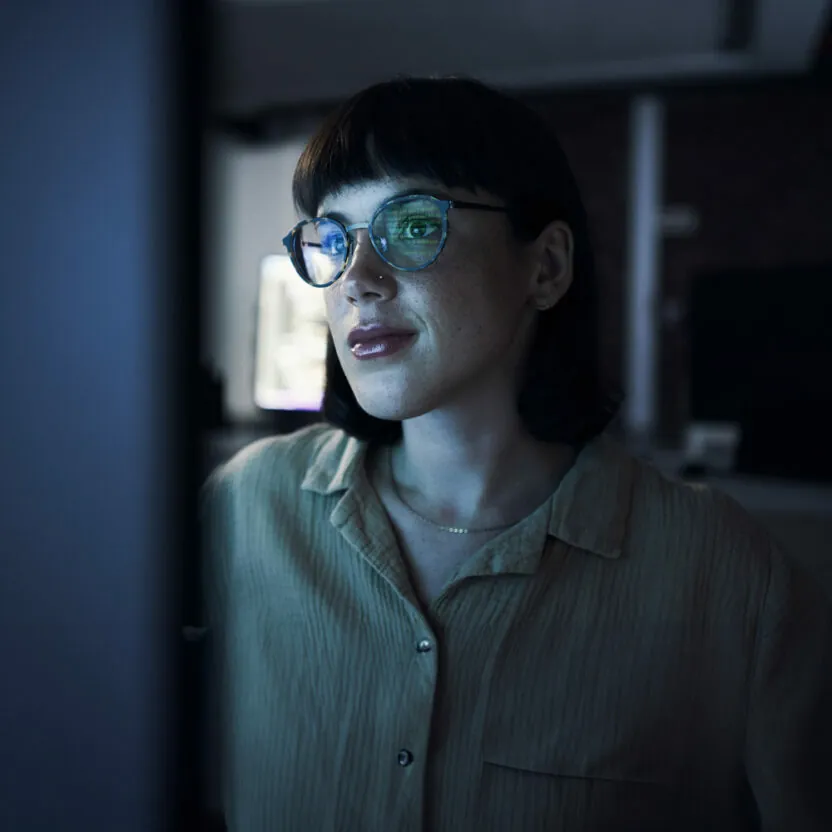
353, 388, 436, 423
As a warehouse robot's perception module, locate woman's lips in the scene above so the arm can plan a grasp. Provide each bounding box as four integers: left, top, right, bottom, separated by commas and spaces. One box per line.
350, 333, 416, 360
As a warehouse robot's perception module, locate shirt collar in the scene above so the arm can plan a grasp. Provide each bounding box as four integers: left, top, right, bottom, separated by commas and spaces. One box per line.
301, 427, 634, 560
544, 433, 634, 559
300, 428, 367, 495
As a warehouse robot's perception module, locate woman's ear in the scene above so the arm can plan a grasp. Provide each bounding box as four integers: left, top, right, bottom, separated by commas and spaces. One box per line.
529, 221, 574, 311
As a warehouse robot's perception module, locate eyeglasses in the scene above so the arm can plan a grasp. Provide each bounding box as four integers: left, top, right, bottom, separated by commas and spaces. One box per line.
281, 193, 508, 288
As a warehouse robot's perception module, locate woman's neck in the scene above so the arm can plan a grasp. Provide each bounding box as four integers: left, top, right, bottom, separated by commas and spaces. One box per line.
390, 407, 576, 530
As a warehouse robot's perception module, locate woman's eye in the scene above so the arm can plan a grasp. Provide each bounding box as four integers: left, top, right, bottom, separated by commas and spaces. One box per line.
397, 215, 441, 240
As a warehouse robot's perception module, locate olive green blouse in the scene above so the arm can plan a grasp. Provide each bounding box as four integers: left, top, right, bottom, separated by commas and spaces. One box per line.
201, 424, 832, 831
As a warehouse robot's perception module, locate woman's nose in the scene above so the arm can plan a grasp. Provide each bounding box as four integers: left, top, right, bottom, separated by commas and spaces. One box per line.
341, 231, 396, 304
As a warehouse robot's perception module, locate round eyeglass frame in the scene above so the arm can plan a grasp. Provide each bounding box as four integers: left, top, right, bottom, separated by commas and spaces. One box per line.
281, 193, 508, 288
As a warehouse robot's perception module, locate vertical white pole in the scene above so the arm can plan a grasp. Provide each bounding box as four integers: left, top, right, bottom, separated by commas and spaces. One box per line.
624, 94, 665, 452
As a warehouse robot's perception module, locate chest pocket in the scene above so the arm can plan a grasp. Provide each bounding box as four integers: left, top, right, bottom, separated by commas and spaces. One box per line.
479, 716, 688, 832
475, 639, 693, 832
477, 763, 681, 832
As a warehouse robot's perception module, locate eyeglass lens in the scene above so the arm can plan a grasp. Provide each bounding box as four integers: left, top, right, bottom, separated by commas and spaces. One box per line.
293, 196, 445, 286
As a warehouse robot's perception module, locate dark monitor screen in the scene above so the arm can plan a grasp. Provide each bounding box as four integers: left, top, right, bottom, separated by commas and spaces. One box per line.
688, 264, 832, 480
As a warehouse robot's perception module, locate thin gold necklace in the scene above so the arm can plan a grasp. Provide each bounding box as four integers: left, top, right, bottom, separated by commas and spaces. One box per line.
386, 445, 514, 535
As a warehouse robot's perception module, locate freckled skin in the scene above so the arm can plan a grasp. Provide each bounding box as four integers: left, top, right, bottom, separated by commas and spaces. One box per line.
319, 177, 541, 422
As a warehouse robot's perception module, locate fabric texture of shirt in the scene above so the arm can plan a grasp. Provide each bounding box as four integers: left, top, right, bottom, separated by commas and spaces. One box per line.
200, 423, 832, 832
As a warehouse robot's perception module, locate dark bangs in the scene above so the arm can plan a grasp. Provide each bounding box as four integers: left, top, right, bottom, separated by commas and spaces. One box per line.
292, 76, 586, 242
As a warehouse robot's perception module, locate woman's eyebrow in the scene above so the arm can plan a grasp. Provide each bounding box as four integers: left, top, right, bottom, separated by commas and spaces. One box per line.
390, 187, 453, 201
319, 187, 454, 222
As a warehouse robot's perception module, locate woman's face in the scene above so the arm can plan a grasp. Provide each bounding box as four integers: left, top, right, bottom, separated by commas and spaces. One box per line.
318, 177, 570, 422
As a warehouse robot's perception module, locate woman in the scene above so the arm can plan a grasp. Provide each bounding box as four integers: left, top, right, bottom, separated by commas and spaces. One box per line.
202, 77, 831, 831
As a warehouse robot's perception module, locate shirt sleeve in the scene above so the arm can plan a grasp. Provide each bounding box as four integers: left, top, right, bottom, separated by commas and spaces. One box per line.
744, 538, 832, 830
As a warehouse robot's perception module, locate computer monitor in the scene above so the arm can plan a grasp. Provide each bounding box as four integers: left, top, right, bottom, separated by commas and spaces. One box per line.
254, 254, 328, 412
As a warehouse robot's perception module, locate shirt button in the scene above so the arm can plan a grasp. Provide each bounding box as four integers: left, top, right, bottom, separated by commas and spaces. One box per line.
398, 749, 414, 767
416, 639, 432, 653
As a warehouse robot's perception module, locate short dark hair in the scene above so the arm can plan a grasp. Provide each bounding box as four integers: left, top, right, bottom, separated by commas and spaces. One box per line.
292, 75, 622, 447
